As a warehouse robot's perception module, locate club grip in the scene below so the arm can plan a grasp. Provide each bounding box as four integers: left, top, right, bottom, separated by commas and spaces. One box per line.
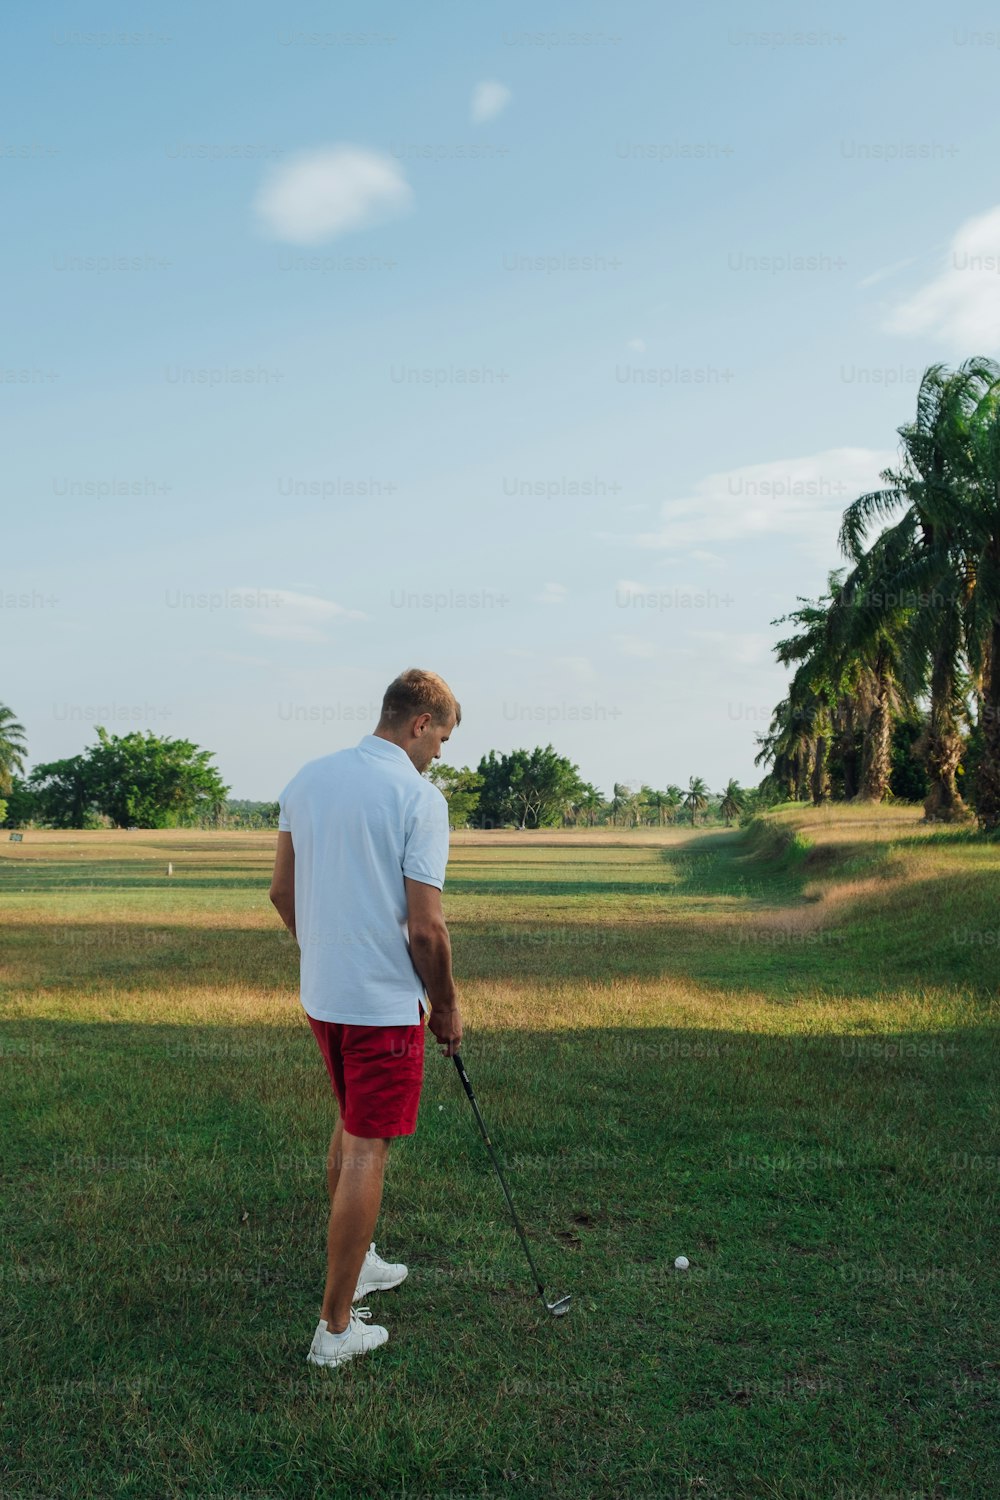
452, 1051, 476, 1099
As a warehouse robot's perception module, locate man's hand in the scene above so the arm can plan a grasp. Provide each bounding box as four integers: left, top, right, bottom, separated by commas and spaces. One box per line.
428, 1000, 463, 1058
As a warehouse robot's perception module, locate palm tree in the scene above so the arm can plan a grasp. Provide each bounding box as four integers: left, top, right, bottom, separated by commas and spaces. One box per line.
773, 563, 913, 806
773, 577, 853, 805
640, 784, 669, 825
642, 788, 665, 825
839, 358, 998, 820
754, 696, 814, 802
684, 776, 709, 825
0, 704, 27, 795
609, 782, 635, 827
829, 684, 864, 801
833, 536, 917, 803
559, 790, 581, 827
963, 373, 1000, 830
578, 786, 606, 826
718, 779, 746, 826
663, 785, 684, 824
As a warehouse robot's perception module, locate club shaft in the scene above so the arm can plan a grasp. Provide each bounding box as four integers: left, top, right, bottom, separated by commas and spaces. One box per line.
451, 1052, 548, 1301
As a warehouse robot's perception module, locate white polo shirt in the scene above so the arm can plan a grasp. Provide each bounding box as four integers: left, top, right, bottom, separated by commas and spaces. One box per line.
277, 733, 450, 1026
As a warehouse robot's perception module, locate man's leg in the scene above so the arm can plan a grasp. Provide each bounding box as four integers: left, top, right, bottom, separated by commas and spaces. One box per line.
320, 1128, 391, 1333
325, 1118, 345, 1207
321, 1118, 349, 1314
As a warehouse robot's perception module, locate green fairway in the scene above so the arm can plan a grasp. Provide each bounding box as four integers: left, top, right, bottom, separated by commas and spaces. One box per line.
1, 809, 998, 1499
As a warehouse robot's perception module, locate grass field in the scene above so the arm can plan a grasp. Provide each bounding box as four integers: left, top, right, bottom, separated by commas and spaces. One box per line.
1, 807, 998, 1499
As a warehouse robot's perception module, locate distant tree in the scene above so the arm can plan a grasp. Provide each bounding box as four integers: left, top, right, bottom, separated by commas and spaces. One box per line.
559, 789, 580, 825
643, 785, 685, 826
225, 799, 280, 830
577, 784, 607, 826
0, 704, 27, 794
684, 776, 710, 826
473, 746, 584, 829
28, 753, 96, 828
642, 787, 665, 825
508, 746, 584, 828
637, 784, 660, 825
473, 750, 517, 827
427, 764, 483, 828
663, 785, 684, 824
86, 727, 229, 827
609, 782, 636, 827
558, 783, 605, 826
0, 776, 41, 828
718, 779, 746, 826
29, 726, 230, 828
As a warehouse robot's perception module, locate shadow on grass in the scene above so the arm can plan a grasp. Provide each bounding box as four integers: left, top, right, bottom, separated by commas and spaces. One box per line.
4, 873, 1000, 998
445, 877, 680, 897
0, 866, 271, 892
3, 1014, 996, 1246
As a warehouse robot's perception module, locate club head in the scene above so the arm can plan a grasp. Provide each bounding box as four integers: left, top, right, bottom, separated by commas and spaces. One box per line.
545, 1294, 572, 1317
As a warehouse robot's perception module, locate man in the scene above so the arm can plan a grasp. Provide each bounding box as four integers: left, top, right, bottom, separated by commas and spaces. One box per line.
269, 667, 463, 1370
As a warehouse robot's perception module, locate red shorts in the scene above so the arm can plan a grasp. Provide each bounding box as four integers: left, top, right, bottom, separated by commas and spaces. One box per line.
307, 1012, 426, 1139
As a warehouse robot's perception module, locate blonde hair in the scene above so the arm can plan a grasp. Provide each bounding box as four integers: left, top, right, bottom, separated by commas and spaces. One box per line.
378, 668, 460, 733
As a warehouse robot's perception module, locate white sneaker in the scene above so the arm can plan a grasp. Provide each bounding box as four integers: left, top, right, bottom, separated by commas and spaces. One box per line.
306, 1305, 388, 1369
353, 1242, 408, 1302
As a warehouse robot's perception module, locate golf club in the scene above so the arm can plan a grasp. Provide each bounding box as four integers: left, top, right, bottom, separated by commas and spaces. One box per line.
450, 1049, 571, 1317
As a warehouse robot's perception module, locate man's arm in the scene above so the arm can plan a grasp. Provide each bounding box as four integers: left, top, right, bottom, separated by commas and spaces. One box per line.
269, 830, 296, 939
405, 876, 462, 1055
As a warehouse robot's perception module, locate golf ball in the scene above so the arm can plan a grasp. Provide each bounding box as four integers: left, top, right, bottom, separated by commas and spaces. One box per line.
438, 1105, 443, 1111
674, 1255, 689, 1271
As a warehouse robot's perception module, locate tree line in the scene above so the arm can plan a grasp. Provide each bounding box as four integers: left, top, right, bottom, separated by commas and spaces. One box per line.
428, 749, 749, 828
0, 716, 749, 832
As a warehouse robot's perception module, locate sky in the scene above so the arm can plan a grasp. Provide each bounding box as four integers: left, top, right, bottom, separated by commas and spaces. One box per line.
4, 0, 1000, 802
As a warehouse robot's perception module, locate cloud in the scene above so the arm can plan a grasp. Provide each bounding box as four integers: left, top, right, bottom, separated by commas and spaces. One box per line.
626, 337, 646, 352
233, 587, 367, 644
885, 206, 1000, 349
858, 255, 917, 290
471, 81, 511, 123
537, 581, 568, 605
253, 145, 412, 245
602, 448, 895, 560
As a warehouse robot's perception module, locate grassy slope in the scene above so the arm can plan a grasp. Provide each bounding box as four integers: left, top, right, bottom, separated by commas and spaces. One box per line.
0, 808, 997, 1499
